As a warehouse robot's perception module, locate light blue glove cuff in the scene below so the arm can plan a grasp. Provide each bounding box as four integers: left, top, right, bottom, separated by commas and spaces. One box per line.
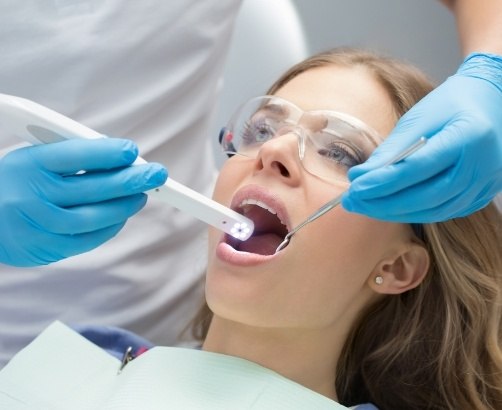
457, 52, 502, 92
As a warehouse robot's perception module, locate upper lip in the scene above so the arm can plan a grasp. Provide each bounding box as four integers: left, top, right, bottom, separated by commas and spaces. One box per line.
230, 184, 291, 231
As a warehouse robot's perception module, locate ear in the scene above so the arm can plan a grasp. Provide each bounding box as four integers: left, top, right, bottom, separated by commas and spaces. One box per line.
369, 243, 430, 295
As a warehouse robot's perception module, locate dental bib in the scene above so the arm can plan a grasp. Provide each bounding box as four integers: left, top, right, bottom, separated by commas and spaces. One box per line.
0, 322, 346, 409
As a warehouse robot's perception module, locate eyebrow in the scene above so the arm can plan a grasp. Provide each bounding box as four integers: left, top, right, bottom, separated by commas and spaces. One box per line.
319, 111, 382, 147
256, 103, 289, 118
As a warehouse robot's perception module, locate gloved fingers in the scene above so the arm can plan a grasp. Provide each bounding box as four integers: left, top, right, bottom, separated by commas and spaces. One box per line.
342, 166, 471, 222
347, 133, 459, 201
27, 194, 147, 234
42, 163, 167, 207
451, 176, 502, 217
362, 189, 484, 223
344, 145, 500, 223
27, 138, 139, 174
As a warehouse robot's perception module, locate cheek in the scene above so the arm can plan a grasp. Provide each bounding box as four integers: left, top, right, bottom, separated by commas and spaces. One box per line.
292, 208, 394, 284
260, 212, 375, 324
212, 161, 240, 206
276, 212, 396, 326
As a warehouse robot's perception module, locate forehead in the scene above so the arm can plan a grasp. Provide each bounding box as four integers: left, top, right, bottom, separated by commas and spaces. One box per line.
273, 65, 397, 136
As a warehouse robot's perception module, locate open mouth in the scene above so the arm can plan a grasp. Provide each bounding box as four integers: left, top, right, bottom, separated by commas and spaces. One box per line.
225, 199, 289, 256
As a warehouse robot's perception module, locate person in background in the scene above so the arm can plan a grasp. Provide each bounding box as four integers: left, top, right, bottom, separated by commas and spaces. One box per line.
0, 0, 500, 369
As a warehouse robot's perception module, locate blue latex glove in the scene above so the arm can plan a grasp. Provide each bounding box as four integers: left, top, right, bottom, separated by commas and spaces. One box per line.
343, 53, 502, 222
0, 138, 167, 267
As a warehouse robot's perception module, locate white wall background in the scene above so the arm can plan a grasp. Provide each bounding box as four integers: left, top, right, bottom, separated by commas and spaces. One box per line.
292, 0, 461, 83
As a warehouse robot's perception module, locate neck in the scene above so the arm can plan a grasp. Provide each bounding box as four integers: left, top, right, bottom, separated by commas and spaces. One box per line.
202, 316, 348, 401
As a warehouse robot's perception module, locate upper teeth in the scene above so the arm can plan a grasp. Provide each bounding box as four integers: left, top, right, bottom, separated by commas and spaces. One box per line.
239, 199, 286, 225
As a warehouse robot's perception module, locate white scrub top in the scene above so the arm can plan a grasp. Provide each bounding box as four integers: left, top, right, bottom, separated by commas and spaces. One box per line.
0, 0, 242, 367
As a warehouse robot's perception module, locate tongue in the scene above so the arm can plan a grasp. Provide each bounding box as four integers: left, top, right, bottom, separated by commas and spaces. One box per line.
238, 233, 283, 256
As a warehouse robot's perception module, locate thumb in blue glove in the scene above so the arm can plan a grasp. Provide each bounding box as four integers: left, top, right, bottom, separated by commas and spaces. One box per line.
0, 138, 167, 267
343, 53, 502, 223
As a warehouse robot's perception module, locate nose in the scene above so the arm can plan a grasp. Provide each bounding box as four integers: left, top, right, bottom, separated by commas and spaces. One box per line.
253, 130, 303, 186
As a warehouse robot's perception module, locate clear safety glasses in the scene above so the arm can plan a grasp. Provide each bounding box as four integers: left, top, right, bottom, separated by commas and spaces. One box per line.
219, 96, 383, 184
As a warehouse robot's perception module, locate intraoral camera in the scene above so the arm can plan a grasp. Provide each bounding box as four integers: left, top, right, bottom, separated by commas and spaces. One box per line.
0, 93, 254, 241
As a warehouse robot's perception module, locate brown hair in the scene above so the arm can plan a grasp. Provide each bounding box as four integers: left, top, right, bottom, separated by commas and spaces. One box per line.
192, 48, 502, 409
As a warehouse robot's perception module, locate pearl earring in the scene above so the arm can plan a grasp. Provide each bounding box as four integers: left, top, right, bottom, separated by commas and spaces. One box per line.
375, 276, 384, 285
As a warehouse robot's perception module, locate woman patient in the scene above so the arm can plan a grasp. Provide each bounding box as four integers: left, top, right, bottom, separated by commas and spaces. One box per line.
198, 48, 502, 409
3, 48, 502, 410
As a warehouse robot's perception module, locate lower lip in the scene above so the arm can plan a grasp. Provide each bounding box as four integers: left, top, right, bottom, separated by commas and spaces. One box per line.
216, 241, 278, 266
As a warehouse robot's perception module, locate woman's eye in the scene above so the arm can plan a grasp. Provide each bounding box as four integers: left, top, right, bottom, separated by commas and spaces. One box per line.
242, 120, 275, 144
318, 144, 361, 168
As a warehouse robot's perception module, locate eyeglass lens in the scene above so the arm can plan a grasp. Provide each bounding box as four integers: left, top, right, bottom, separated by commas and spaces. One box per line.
221, 96, 381, 183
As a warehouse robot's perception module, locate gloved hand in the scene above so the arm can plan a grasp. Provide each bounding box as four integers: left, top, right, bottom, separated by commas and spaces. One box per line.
342, 53, 502, 223
0, 138, 167, 267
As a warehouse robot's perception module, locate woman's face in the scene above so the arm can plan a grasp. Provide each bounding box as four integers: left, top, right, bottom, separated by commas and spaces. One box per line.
206, 64, 412, 332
